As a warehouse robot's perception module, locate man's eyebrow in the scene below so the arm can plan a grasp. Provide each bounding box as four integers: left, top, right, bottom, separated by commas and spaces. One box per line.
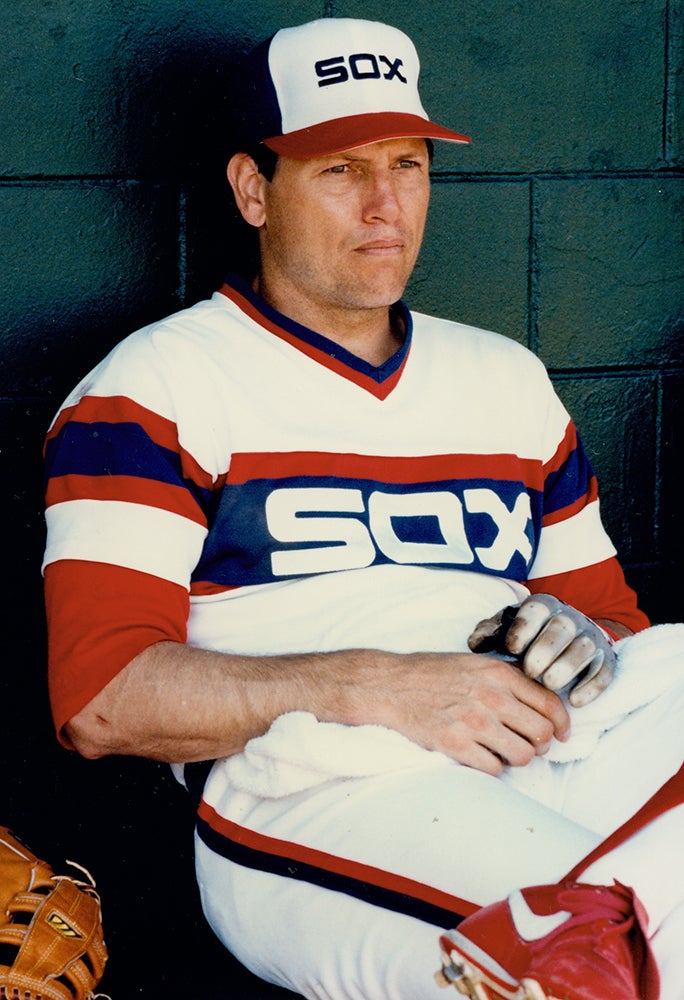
320, 152, 366, 163
320, 146, 429, 165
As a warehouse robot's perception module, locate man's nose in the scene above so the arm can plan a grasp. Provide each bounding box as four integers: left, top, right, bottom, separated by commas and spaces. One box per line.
361, 171, 402, 223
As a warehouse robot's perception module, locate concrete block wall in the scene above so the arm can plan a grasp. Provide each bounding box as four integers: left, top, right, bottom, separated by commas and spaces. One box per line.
1, 2, 681, 995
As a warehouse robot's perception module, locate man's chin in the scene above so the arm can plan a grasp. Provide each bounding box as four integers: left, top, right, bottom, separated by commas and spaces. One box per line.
340, 273, 411, 311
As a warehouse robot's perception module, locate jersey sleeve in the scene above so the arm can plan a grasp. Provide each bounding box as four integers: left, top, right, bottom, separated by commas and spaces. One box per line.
527, 558, 649, 633
43, 561, 189, 745
43, 335, 217, 743
526, 406, 649, 631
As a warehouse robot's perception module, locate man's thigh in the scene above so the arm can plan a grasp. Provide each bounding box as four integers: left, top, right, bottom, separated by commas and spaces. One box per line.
195, 764, 598, 999
501, 683, 684, 836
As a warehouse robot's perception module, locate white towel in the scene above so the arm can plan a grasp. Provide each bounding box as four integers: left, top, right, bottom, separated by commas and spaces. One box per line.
546, 622, 684, 762
219, 623, 684, 797
221, 711, 451, 798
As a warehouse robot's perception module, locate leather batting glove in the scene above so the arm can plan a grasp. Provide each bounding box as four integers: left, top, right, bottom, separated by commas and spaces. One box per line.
468, 593, 616, 707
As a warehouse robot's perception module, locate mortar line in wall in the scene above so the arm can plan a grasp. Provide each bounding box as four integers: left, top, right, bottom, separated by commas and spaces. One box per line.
527, 178, 540, 356
662, 0, 673, 164
2, 168, 682, 188
0, 176, 167, 190
548, 365, 684, 381
428, 168, 684, 183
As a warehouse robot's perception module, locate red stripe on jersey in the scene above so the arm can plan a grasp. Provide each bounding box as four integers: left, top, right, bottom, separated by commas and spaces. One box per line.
527, 557, 650, 633
45, 473, 208, 526
226, 451, 543, 487
45, 560, 189, 746
541, 475, 599, 527
46, 394, 216, 491
190, 580, 241, 596
47, 395, 178, 450
198, 799, 479, 919
219, 284, 407, 401
543, 420, 578, 476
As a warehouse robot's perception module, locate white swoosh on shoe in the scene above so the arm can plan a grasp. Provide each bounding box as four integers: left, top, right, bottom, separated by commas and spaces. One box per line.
508, 889, 571, 942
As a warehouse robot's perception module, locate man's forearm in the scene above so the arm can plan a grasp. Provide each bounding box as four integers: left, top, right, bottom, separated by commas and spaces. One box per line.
65, 638, 572, 774
65, 640, 372, 763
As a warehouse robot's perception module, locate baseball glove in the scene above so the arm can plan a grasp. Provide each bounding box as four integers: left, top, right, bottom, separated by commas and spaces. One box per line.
0, 825, 108, 1000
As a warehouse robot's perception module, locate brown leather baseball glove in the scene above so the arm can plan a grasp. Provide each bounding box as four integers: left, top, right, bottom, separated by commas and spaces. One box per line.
0, 825, 108, 1000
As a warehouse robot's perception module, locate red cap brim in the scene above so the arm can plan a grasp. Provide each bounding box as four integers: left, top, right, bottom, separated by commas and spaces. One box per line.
263, 112, 470, 159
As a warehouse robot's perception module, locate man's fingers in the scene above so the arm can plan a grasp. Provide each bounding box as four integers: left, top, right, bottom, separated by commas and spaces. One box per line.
477, 689, 568, 765
530, 630, 600, 690
568, 656, 616, 707
467, 611, 505, 652
457, 708, 558, 771
467, 605, 518, 654
519, 614, 579, 679
502, 708, 556, 759
508, 667, 571, 742
504, 594, 563, 656
436, 657, 572, 770
502, 597, 617, 706
453, 741, 509, 776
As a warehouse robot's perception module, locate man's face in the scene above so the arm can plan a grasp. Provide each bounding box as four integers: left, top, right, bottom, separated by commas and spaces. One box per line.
256, 137, 431, 331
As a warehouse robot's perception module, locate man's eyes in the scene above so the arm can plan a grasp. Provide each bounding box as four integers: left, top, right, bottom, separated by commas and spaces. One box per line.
323, 159, 424, 174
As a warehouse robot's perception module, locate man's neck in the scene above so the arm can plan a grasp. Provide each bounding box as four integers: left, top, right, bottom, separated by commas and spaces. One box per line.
252, 274, 405, 368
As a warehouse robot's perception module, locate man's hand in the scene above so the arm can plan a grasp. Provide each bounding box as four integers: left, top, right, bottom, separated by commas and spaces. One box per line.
468, 594, 617, 707
333, 650, 571, 776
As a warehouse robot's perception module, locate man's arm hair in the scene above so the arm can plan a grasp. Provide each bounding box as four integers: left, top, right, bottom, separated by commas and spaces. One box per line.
64, 639, 571, 777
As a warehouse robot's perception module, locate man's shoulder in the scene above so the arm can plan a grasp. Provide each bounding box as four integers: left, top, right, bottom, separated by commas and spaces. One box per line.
55, 294, 235, 411
134, 292, 234, 342
99, 292, 238, 365
410, 309, 544, 368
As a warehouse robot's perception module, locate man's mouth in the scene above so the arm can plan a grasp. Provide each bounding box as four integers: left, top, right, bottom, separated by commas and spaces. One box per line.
354, 239, 405, 254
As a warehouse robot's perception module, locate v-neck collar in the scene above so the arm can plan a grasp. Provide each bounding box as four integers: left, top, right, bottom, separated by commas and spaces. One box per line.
218, 273, 412, 401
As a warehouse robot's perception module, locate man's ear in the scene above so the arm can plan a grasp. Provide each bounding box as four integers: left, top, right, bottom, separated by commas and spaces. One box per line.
227, 153, 268, 228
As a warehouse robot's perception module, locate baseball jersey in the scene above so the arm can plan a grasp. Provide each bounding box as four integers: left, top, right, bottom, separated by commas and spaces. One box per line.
43, 273, 648, 738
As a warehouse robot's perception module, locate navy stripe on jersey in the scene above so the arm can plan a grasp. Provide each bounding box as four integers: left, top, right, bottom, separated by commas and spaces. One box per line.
543, 432, 597, 518
197, 810, 469, 930
193, 469, 542, 588
223, 272, 412, 385
45, 419, 215, 514
45, 420, 182, 483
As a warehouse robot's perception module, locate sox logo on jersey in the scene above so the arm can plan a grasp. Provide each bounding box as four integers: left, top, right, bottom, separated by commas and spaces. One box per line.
266, 485, 533, 577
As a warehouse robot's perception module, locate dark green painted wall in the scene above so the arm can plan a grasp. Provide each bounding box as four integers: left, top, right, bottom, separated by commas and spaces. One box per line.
1, 2, 682, 995
3, 0, 681, 622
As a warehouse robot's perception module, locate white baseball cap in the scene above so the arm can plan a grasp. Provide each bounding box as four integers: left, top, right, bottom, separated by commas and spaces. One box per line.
231, 18, 471, 158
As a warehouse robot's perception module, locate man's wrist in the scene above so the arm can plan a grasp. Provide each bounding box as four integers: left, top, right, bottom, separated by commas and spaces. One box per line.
594, 620, 632, 644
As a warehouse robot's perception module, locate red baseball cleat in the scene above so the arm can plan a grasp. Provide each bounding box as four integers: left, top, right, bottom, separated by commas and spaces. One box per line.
435, 880, 660, 1000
